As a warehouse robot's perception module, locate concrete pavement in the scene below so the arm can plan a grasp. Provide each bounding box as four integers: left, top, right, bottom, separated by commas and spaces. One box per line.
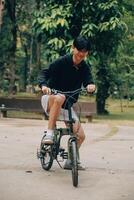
0, 118, 134, 200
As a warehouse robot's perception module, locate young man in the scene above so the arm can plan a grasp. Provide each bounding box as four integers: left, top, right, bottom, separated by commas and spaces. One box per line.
38, 36, 96, 169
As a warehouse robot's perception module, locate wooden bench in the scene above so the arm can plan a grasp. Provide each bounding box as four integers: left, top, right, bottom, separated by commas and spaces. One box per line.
0, 98, 96, 122
73, 102, 96, 122
0, 98, 43, 119
0, 105, 45, 119
0, 105, 20, 118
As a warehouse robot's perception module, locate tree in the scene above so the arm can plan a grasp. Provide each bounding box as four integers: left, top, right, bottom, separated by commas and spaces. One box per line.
32, 0, 127, 114
16, 0, 36, 90
81, 0, 127, 114
111, 0, 134, 101
0, 0, 17, 94
0, 0, 131, 115
6, 0, 17, 93
0, 0, 5, 30
0, 0, 41, 92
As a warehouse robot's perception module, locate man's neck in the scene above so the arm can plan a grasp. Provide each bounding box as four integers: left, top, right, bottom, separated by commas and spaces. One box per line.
72, 55, 81, 66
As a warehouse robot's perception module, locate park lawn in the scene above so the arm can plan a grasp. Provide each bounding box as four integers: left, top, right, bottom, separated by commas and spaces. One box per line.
106, 98, 134, 119
79, 94, 134, 120
93, 98, 134, 126
0, 92, 40, 99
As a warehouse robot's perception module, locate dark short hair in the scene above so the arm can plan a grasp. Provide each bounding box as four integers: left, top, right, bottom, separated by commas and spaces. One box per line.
73, 36, 91, 51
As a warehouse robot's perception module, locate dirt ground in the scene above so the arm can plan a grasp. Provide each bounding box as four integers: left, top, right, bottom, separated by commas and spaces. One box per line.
0, 118, 134, 200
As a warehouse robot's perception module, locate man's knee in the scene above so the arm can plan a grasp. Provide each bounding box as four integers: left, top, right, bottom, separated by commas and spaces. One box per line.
73, 123, 85, 141
48, 94, 65, 107
53, 94, 65, 106
79, 129, 85, 142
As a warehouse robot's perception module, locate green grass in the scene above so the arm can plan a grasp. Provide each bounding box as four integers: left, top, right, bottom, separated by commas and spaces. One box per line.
106, 98, 134, 119
79, 95, 134, 121
7, 111, 43, 120
0, 92, 41, 99
93, 98, 134, 126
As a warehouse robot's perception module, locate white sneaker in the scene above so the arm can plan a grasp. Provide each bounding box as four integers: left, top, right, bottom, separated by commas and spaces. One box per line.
42, 133, 54, 144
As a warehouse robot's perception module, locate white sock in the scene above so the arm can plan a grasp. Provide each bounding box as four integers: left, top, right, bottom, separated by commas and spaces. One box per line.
46, 129, 54, 136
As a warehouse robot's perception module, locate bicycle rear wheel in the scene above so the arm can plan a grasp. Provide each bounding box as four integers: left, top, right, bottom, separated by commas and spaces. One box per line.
70, 140, 78, 187
40, 140, 53, 171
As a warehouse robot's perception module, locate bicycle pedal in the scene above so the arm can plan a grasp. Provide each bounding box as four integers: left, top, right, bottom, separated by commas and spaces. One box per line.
60, 151, 68, 159
59, 147, 65, 152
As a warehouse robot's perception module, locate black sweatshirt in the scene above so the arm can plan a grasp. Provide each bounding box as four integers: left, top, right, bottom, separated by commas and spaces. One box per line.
38, 54, 93, 107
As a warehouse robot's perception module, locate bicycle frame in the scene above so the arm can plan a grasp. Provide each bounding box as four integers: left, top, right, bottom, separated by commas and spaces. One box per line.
52, 103, 77, 162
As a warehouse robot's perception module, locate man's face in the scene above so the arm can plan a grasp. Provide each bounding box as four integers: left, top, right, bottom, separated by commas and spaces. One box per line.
72, 47, 89, 64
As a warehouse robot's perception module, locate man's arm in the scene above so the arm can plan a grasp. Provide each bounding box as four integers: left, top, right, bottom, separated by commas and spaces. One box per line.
38, 57, 63, 94
83, 63, 96, 93
38, 68, 49, 89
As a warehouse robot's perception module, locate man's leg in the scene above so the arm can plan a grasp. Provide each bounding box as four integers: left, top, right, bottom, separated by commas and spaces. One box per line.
42, 94, 65, 144
47, 94, 65, 129
73, 121, 85, 149
64, 121, 86, 170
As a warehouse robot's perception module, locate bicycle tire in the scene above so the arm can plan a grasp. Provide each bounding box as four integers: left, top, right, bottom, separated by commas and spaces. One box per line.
40, 142, 53, 171
70, 140, 78, 187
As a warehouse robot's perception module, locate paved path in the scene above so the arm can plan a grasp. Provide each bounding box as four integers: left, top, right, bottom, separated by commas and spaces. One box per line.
0, 118, 134, 200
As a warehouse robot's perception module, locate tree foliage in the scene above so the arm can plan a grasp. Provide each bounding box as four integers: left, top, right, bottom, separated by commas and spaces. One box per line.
81, 0, 127, 114
0, 0, 133, 114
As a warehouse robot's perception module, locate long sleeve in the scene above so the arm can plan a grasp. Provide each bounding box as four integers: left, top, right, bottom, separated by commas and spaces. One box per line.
83, 64, 94, 87
38, 57, 62, 88
38, 68, 50, 88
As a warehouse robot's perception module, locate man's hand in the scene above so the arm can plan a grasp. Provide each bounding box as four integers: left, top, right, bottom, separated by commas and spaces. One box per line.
86, 84, 96, 93
41, 86, 51, 95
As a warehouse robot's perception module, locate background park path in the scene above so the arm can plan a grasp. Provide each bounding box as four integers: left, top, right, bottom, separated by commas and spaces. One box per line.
0, 118, 134, 200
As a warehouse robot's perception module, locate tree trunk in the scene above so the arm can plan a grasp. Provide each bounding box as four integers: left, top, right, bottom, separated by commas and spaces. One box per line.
0, 0, 5, 31
96, 59, 110, 114
7, 0, 17, 94
19, 46, 28, 92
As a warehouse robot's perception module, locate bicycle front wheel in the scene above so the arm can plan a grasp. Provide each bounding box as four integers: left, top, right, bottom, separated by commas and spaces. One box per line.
70, 140, 78, 187
40, 142, 53, 171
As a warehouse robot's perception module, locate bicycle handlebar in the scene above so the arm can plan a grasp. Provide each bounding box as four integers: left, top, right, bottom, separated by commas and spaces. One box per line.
50, 88, 95, 97
50, 88, 85, 95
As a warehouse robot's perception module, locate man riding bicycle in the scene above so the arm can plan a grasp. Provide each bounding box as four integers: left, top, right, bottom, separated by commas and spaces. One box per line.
38, 36, 96, 169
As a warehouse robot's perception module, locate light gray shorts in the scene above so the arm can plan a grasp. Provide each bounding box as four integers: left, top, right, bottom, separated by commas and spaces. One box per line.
41, 95, 79, 122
